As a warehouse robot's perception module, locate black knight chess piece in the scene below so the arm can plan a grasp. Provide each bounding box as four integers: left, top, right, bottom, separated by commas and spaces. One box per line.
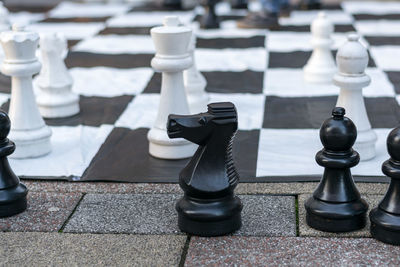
167, 102, 242, 236
0, 110, 28, 217
370, 126, 400, 245
201, 0, 220, 29
305, 107, 368, 232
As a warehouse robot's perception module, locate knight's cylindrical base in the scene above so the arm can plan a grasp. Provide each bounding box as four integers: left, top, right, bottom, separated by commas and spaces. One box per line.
9, 126, 52, 158
370, 207, 400, 246
305, 196, 368, 232
176, 195, 242, 236
0, 183, 28, 218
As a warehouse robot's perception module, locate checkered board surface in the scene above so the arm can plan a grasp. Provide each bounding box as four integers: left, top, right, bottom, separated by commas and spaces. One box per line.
1, 0, 400, 183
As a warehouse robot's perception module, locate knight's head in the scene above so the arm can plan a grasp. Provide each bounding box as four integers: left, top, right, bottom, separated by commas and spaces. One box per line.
167, 102, 237, 145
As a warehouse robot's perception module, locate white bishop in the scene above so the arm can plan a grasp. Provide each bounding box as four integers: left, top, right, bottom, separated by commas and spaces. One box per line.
334, 34, 377, 161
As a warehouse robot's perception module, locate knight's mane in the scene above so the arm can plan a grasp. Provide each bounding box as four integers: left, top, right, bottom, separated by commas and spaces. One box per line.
207, 102, 236, 120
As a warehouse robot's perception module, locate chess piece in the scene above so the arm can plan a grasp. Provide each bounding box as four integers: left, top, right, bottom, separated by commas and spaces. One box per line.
370, 126, 400, 245
0, 24, 52, 158
0, 2, 10, 32
231, 0, 248, 9
183, 32, 209, 114
167, 102, 243, 236
36, 33, 79, 118
305, 107, 368, 232
148, 16, 197, 159
334, 34, 377, 161
163, 0, 182, 9
303, 12, 336, 84
0, 110, 28, 217
201, 0, 220, 29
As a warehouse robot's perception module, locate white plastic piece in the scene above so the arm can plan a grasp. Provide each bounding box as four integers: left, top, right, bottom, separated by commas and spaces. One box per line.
334, 33, 377, 161
0, 2, 10, 32
303, 12, 336, 84
148, 16, 197, 159
183, 30, 209, 114
36, 33, 79, 118
0, 25, 52, 158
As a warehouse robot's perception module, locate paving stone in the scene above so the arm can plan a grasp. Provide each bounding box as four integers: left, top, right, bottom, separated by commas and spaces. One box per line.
64, 193, 181, 234
185, 236, 400, 266
0, 192, 82, 232
0, 232, 185, 266
64, 193, 295, 236
23, 180, 181, 194
236, 182, 389, 195
298, 194, 383, 237
23, 180, 389, 195
237, 195, 296, 236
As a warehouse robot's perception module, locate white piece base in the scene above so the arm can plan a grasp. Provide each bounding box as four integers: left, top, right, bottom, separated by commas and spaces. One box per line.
37, 93, 80, 118
303, 66, 336, 84
147, 127, 197, 159
354, 129, 377, 161
9, 126, 52, 159
188, 93, 209, 114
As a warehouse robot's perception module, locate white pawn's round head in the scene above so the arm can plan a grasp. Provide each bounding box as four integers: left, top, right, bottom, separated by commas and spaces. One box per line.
336, 34, 368, 75
311, 12, 334, 38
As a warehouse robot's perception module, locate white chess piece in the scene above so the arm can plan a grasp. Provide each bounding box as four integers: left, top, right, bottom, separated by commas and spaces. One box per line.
334, 34, 377, 161
0, 24, 52, 158
148, 16, 197, 159
183, 32, 209, 114
36, 33, 79, 118
0, 2, 10, 32
303, 12, 336, 84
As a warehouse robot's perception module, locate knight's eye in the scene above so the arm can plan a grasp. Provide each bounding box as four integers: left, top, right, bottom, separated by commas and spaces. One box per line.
198, 117, 207, 125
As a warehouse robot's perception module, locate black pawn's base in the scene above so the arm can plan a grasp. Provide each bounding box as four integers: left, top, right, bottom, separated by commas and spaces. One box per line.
305, 197, 368, 232
176, 196, 242, 236
0, 183, 28, 218
370, 208, 400, 245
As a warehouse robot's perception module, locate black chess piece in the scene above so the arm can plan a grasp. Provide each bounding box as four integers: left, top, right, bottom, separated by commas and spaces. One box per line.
163, 0, 182, 10
201, 0, 220, 29
231, 0, 248, 9
305, 107, 368, 232
167, 102, 242, 236
0, 110, 28, 217
370, 126, 400, 245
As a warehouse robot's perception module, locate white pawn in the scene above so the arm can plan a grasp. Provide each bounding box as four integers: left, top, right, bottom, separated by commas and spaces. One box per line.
36, 33, 79, 118
183, 32, 209, 114
304, 12, 336, 84
148, 16, 197, 159
0, 24, 52, 158
334, 34, 377, 161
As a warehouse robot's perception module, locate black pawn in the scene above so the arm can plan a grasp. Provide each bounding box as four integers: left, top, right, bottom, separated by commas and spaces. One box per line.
305, 107, 368, 232
0, 110, 28, 217
201, 0, 220, 29
167, 102, 242, 236
370, 127, 400, 245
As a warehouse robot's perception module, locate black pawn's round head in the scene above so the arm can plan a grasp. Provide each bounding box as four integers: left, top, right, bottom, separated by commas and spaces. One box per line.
0, 111, 11, 140
320, 107, 357, 151
387, 126, 400, 162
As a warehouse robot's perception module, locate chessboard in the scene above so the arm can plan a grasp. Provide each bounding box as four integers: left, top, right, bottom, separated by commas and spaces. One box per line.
0, 0, 399, 183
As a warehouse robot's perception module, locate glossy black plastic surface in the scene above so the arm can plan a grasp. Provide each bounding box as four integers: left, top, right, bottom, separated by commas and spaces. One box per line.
167, 102, 242, 236
305, 107, 368, 232
370, 126, 400, 245
201, 0, 220, 29
0, 110, 28, 218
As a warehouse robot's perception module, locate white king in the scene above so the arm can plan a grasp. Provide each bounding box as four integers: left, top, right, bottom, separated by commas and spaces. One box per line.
148, 16, 197, 159
0, 24, 52, 158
